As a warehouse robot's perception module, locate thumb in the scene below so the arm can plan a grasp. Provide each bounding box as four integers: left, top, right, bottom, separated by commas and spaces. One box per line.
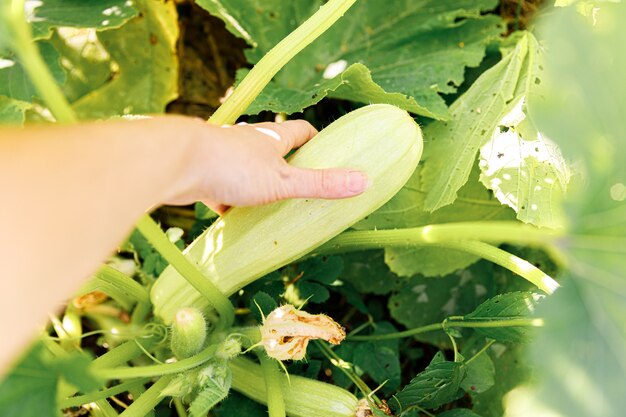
283, 167, 369, 199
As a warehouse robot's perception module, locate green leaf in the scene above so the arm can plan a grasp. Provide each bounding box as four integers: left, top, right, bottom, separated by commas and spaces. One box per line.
0, 343, 101, 417
438, 409, 482, 417
526, 5, 626, 417
389, 262, 496, 348
71, 0, 178, 118
421, 32, 541, 212
393, 353, 466, 411
199, 0, 504, 119
0, 96, 32, 124
190, 363, 232, 417
357, 163, 514, 277
471, 344, 532, 417
464, 291, 542, 343
460, 344, 495, 394
478, 101, 570, 229
30, 0, 138, 39
215, 391, 266, 417
249, 291, 278, 323
352, 322, 401, 395
0, 344, 59, 417
340, 251, 402, 295
0, 42, 64, 102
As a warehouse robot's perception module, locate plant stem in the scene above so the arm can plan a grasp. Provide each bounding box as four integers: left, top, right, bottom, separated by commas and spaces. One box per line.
348, 318, 543, 342
60, 378, 150, 408
259, 356, 286, 417
9, 0, 77, 123
437, 241, 559, 294
314, 340, 381, 406
78, 264, 151, 312
174, 398, 188, 417
317, 222, 562, 253
208, 0, 357, 125
94, 343, 218, 380
464, 340, 495, 366
315, 222, 562, 294
135, 215, 235, 328
119, 376, 173, 417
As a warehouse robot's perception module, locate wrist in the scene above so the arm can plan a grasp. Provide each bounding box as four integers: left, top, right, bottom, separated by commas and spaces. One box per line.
156, 115, 216, 206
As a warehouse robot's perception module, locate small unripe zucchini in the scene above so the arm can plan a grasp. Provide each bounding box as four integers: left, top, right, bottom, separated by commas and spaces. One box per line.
170, 307, 207, 359
151, 104, 423, 323
229, 357, 358, 417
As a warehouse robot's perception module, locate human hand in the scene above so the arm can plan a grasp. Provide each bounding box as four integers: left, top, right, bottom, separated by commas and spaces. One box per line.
166, 118, 369, 214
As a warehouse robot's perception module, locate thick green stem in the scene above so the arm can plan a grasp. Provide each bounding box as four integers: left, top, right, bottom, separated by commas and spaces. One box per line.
78, 264, 151, 312
60, 378, 150, 408
315, 222, 562, 294
119, 376, 173, 417
318, 222, 562, 253
438, 241, 559, 294
349, 318, 543, 341
94, 343, 218, 380
208, 0, 357, 125
259, 355, 286, 417
8, 0, 77, 123
136, 216, 234, 328
92, 332, 163, 369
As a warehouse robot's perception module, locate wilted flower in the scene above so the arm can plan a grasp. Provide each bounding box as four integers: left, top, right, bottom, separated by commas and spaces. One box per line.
260, 304, 345, 360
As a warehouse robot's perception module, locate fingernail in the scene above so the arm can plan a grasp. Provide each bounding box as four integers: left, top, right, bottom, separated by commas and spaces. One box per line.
347, 171, 369, 194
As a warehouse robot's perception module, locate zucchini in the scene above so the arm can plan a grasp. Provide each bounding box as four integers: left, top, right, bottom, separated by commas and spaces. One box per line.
229, 356, 358, 417
151, 104, 423, 323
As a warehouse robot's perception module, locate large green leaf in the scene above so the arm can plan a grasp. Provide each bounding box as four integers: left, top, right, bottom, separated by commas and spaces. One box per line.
0, 42, 64, 102
0, 96, 32, 124
525, 4, 626, 417
478, 98, 570, 229
421, 32, 546, 212
357, 163, 514, 277
389, 262, 496, 348
198, 0, 505, 119
0, 343, 101, 417
71, 0, 178, 118
29, 0, 138, 39
471, 344, 532, 417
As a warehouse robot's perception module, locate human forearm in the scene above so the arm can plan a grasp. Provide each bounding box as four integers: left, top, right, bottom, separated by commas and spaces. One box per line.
0, 116, 198, 366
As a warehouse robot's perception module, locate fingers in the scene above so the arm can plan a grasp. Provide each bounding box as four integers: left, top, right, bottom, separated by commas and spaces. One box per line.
250, 120, 318, 156
282, 167, 370, 199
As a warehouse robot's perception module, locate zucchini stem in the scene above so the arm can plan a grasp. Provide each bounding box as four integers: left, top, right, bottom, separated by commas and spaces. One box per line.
316, 222, 563, 294
60, 378, 150, 408
118, 376, 173, 417
319, 222, 563, 251
437, 241, 559, 294
94, 343, 218, 380
135, 216, 235, 328
259, 355, 287, 417
208, 0, 357, 125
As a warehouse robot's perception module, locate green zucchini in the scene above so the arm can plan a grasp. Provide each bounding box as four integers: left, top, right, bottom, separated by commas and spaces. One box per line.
151, 104, 423, 323
229, 356, 358, 417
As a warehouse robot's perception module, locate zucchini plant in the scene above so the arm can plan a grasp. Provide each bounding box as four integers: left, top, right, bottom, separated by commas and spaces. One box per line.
1, 1, 625, 417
